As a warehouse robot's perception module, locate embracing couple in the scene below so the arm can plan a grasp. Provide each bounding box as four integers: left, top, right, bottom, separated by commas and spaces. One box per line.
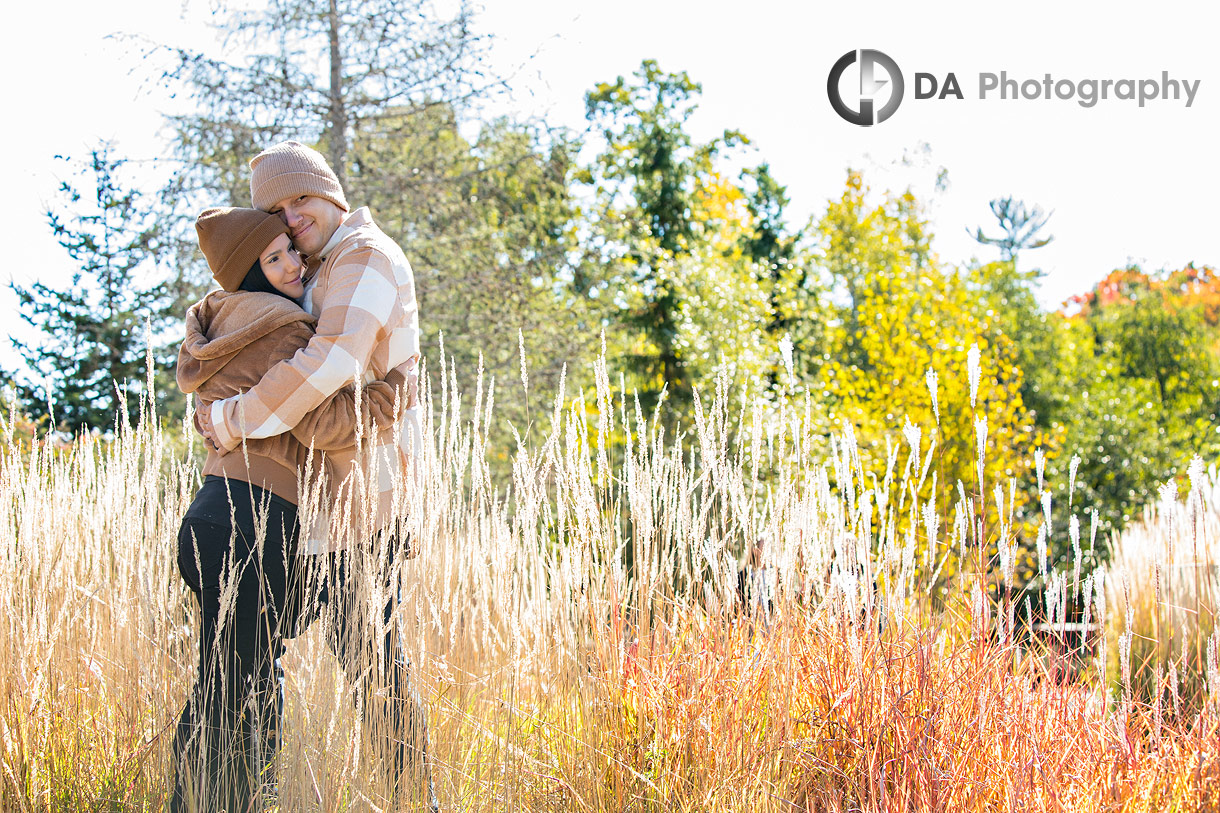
171, 141, 439, 812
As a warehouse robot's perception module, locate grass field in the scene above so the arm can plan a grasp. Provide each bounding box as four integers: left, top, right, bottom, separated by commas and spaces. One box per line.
1, 358, 1217, 812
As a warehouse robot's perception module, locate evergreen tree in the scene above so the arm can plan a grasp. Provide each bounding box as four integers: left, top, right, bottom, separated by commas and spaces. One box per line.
969, 197, 1054, 263
9, 147, 173, 433
738, 163, 825, 393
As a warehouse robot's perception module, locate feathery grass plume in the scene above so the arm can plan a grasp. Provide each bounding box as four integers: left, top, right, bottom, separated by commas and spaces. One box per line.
2, 386, 16, 447
925, 366, 939, 425
1036, 520, 1048, 581
1089, 507, 1099, 557
902, 417, 921, 464
1208, 631, 1220, 713
1094, 570, 1108, 684
1082, 572, 1095, 653
1069, 453, 1081, 508
966, 343, 981, 409
778, 333, 795, 387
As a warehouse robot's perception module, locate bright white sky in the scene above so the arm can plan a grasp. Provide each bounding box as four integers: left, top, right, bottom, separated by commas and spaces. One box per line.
2, 0, 1217, 371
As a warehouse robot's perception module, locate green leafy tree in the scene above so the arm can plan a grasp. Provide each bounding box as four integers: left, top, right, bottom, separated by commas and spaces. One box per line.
1046, 268, 1220, 535
8, 147, 174, 433
818, 172, 933, 375
582, 60, 767, 418
972, 260, 1057, 429
354, 105, 588, 442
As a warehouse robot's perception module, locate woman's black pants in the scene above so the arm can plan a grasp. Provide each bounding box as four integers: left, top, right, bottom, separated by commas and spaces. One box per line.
170, 477, 301, 812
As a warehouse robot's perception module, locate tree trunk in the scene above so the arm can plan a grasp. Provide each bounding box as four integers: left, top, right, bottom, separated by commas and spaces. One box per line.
327, 0, 348, 193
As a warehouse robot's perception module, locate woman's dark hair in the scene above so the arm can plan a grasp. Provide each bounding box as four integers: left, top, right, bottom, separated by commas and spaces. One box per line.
238, 259, 295, 300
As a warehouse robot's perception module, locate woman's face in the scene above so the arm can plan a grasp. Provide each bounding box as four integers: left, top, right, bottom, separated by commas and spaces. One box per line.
258, 233, 305, 299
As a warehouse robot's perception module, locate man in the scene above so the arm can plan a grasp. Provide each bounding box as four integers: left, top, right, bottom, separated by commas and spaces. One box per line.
196, 140, 438, 811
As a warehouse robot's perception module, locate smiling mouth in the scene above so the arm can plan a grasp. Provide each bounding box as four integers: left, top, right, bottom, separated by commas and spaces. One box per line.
292, 223, 312, 240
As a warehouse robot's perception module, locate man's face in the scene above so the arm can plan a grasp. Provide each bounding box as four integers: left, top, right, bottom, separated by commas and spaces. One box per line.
266, 195, 345, 257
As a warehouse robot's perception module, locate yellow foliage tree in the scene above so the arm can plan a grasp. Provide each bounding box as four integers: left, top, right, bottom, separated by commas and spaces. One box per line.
817, 171, 1037, 586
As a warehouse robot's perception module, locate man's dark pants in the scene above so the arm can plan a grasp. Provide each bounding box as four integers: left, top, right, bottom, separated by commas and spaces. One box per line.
306, 529, 439, 811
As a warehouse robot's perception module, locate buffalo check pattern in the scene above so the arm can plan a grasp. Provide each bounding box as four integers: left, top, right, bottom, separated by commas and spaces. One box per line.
209, 207, 421, 546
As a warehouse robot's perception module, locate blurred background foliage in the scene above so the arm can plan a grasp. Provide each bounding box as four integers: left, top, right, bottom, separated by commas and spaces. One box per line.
6, 0, 1218, 571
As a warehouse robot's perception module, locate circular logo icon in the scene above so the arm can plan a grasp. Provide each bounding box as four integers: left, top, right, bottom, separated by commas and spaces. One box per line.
827, 49, 904, 126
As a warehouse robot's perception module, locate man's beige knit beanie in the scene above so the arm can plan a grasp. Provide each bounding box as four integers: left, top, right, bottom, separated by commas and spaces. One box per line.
249, 141, 349, 213
195, 207, 290, 292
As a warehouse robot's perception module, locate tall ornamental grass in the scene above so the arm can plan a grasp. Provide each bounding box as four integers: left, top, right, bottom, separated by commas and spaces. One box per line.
1104, 462, 1220, 718
0, 348, 1217, 812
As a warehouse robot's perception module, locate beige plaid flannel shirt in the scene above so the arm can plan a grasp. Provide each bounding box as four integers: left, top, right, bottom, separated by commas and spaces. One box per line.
209, 207, 421, 550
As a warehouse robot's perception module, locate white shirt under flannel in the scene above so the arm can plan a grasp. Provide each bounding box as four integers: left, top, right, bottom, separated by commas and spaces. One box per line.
209, 207, 421, 548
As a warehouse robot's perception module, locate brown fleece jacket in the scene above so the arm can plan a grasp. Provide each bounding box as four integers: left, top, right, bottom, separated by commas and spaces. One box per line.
177, 290, 410, 505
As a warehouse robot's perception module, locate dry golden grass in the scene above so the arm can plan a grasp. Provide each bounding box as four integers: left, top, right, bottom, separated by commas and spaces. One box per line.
0, 354, 1217, 812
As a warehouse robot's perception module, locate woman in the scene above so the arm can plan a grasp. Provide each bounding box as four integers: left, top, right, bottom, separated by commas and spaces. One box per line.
171, 206, 406, 811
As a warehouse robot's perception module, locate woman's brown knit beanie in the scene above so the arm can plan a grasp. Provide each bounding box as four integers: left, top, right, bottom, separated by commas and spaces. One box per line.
194, 207, 290, 292
249, 141, 349, 213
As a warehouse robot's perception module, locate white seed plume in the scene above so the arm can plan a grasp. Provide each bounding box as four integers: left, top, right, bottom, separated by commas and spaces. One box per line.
1158, 478, 1178, 508
1207, 631, 1219, 713
967, 343, 981, 408
778, 333, 795, 385
971, 582, 984, 641
1188, 454, 1205, 496
1068, 454, 1081, 508
922, 498, 939, 568
1119, 627, 1133, 700
902, 418, 921, 460
925, 367, 940, 424
518, 328, 529, 393
1081, 573, 1094, 651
